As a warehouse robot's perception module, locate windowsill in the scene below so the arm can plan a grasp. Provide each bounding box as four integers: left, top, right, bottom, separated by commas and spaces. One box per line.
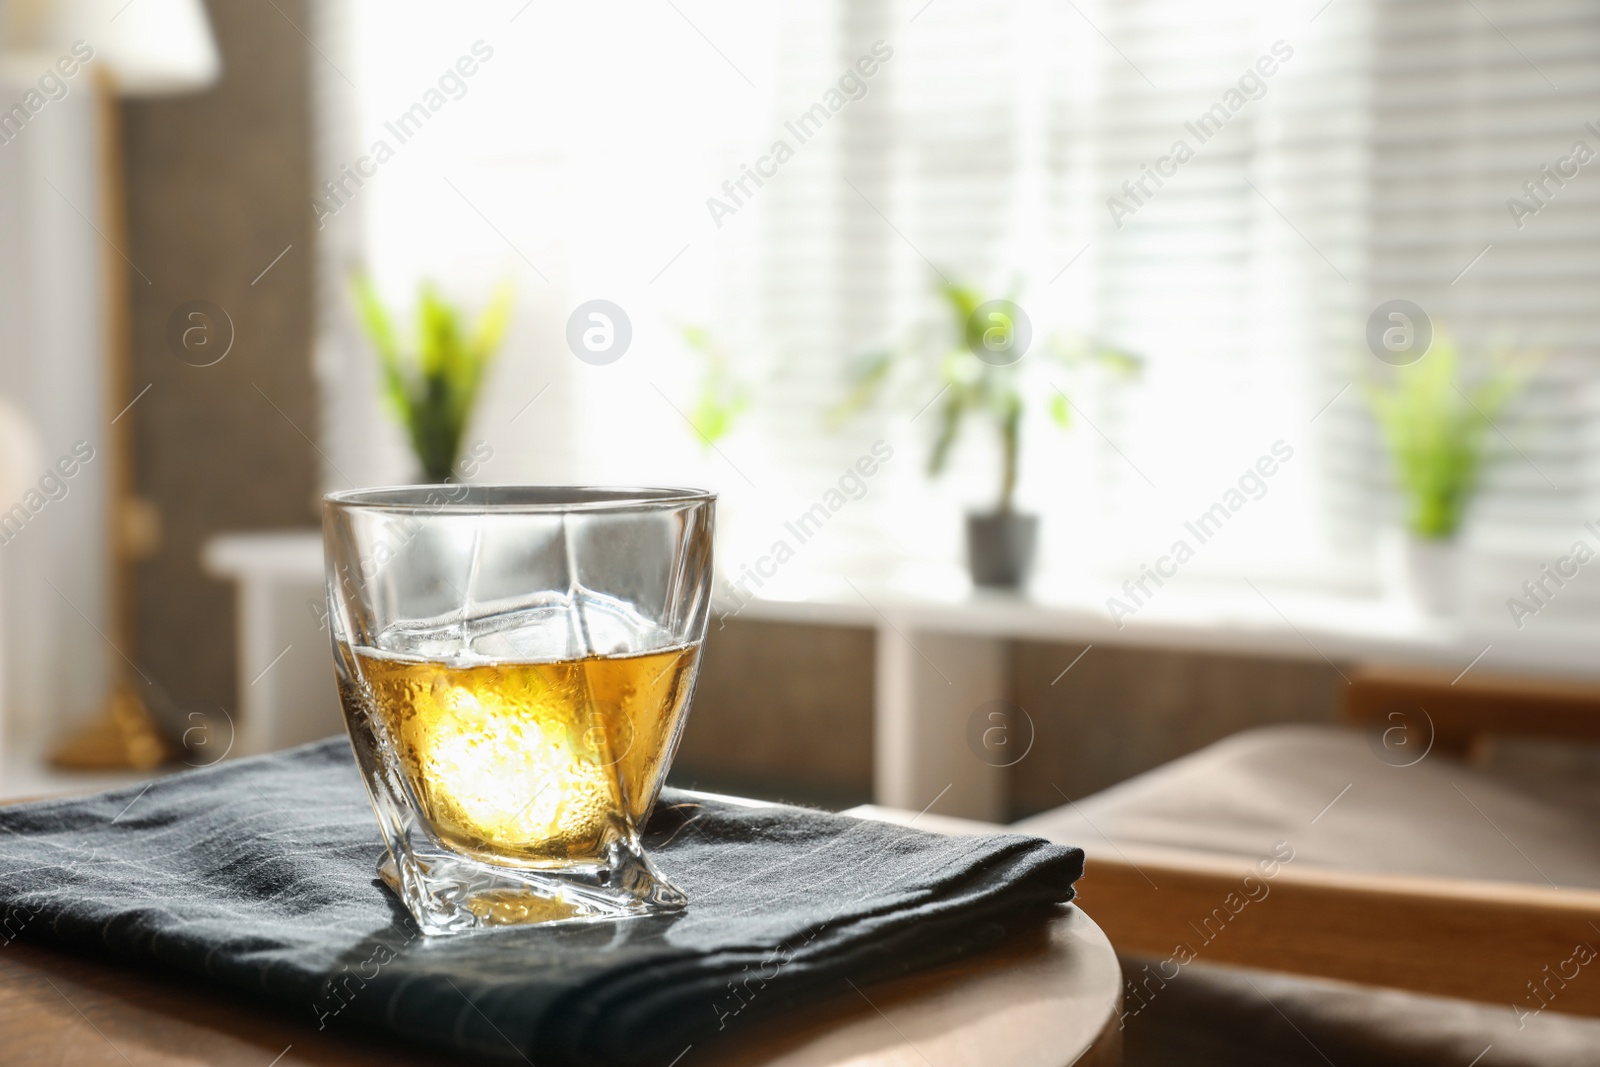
202, 530, 1600, 682
714, 561, 1600, 681
0, 745, 164, 804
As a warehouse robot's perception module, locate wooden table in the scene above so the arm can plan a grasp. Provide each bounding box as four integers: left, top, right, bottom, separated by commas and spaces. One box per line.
694, 905, 1121, 1067
0, 905, 1119, 1067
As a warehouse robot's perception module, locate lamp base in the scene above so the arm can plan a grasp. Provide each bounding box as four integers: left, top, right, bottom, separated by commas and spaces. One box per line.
51, 685, 170, 770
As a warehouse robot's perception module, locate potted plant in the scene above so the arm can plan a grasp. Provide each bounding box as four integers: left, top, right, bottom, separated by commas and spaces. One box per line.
353, 277, 513, 482
1364, 332, 1531, 615
836, 281, 1139, 588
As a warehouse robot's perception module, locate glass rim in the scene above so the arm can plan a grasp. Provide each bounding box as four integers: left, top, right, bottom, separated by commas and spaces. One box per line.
323, 484, 716, 514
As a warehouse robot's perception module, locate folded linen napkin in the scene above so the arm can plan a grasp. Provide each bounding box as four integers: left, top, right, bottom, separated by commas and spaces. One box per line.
0, 738, 1082, 1066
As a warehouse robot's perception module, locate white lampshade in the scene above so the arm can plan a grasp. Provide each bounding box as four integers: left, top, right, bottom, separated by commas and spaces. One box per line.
0, 0, 220, 96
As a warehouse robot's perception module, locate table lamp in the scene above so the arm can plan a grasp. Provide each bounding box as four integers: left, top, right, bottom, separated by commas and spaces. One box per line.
0, 0, 220, 768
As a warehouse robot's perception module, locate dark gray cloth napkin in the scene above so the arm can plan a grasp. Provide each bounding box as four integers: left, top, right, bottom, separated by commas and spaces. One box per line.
0, 738, 1082, 1066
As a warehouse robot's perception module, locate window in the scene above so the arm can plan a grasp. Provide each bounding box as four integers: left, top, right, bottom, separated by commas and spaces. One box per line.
311, 0, 1599, 612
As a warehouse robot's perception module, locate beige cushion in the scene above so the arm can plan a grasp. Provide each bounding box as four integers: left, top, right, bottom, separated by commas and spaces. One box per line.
1015, 723, 1600, 888
1014, 724, 1600, 1065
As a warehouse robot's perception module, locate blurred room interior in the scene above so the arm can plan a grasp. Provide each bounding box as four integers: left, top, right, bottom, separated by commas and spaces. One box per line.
2, 0, 1600, 1063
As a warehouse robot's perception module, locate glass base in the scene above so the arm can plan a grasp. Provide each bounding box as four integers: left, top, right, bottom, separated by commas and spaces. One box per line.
379, 835, 687, 935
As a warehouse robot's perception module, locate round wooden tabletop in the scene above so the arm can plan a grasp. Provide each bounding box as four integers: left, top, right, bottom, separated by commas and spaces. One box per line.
0, 904, 1121, 1066
695, 905, 1122, 1067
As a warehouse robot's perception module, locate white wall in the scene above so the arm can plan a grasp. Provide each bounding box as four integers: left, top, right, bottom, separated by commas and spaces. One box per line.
0, 80, 111, 765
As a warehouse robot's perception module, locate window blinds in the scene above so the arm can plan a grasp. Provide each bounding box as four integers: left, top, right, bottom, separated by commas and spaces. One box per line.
309, 0, 1600, 612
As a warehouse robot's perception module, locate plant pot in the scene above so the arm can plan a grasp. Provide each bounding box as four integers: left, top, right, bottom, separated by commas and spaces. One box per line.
965, 511, 1038, 589
1380, 529, 1460, 617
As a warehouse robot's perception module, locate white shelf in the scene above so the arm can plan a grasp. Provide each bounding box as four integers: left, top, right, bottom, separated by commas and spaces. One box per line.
716, 564, 1600, 682
203, 530, 325, 581
205, 530, 1600, 683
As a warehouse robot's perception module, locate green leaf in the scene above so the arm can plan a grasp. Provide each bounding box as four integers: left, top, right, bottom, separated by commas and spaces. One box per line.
470, 283, 515, 365
351, 274, 413, 422
680, 323, 712, 353
416, 284, 457, 380
928, 392, 964, 477
939, 281, 985, 322
1049, 392, 1071, 428
1046, 335, 1144, 378
829, 349, 895, 426
1092, 346, 1144, 377
937, 281, 995, 355
678, 323, 751, 448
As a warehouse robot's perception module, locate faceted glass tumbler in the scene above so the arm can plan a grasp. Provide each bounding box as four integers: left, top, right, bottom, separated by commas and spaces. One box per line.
322, 485, 715, 934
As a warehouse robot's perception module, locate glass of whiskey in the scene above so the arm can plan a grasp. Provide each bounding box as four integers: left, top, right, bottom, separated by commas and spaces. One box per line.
322, 485, 714, 934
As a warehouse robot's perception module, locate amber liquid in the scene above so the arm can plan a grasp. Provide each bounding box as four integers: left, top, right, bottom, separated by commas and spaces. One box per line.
351, 645, 699, 867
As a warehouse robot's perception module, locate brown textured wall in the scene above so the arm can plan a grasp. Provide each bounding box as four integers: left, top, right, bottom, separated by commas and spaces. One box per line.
674, 621, 1345, 817
122, 0, 316, 712
670, 619, 877, 808
1009, 642, 1344, 816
